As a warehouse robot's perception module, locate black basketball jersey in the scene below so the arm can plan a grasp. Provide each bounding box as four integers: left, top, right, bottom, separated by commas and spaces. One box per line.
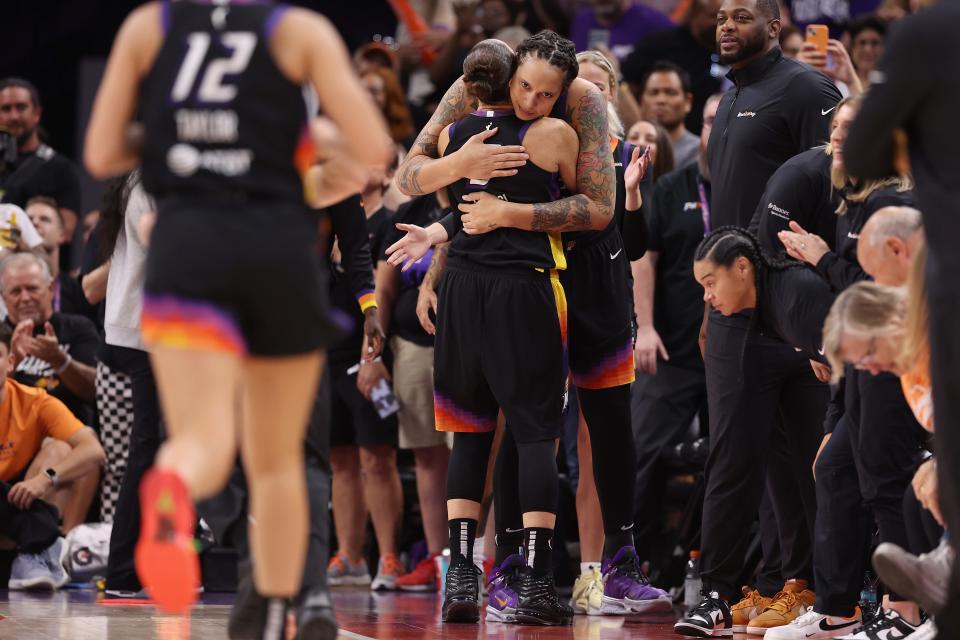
444, 109, 565, 271
563, 137, 631, 250
139, 0, 311, 204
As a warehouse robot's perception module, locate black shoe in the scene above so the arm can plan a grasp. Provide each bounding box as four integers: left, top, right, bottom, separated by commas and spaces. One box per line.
673, 591, 732, 637
442, 556, 481, 623
295, 587, 338, 640
228, 572, 269, 640
514, 567, 571, 626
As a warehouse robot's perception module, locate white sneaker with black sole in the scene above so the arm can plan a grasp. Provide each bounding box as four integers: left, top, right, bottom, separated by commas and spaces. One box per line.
910, 619, 937, 640
834, 609, 922, 640
762, 608, 860, 639
674, 591, 732, 637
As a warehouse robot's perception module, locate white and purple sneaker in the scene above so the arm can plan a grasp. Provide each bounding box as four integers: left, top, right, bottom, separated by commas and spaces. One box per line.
485, 554, 525, 623
601, 546, 672, 614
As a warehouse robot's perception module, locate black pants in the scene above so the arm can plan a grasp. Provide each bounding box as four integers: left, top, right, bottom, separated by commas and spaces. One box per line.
0, 477, 61, 554
845, 370, 925, 559
630, 362, 707, 530
105, 347, 164, 591
756, 490, 785, 597
925, 251, 960, 638
700, 313, 826, 601
813, 416, 873, 617
903, 483, 942, 556
198, 373, 333, 594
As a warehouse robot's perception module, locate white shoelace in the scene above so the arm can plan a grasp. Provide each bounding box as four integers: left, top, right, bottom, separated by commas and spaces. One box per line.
791, 607, 823, 626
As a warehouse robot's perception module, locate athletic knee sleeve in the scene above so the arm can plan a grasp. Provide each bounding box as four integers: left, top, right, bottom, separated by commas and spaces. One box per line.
446, 431, 495, 503
517, 439, 559, 515
578, 385, 637, 534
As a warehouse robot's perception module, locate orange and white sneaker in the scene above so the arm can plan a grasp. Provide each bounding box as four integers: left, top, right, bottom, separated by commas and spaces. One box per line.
135, 468, 199, 614
371, 553, 405, 591
396, 556, 439, 592
732, 587, 772, 633
747, 580, 816, 635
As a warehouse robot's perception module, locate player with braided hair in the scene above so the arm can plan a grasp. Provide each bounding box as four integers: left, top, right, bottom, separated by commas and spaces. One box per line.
676, 226, 836, 637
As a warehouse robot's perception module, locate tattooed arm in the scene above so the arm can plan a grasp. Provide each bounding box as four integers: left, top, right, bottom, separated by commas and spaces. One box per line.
395, 77, 530, 196
416, 242, 449, 335
458, 79, 615, 233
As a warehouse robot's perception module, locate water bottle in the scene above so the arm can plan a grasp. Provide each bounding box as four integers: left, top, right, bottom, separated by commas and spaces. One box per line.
684, 550, 702, 612
859, 570, 880, 621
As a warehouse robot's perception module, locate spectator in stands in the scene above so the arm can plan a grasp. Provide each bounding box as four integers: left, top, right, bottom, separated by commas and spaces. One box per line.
779, 24, 803, 57
0, 321, 105, 590
0, 78, 83, 272
622, 0, 722, 133
638, 61, 699, 167
429, 0, 520, 97
846, 15, 885, 89
571, 0, 674, 62
797, 33, 863, 97
25, 197, 97, 325
0, 202, 42, 258
361, 67, 416, 149
1, 253, 98, 424
626, 119, 674, 182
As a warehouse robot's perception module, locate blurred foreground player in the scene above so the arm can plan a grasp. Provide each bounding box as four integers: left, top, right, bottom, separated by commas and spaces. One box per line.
83, 0, 392, 636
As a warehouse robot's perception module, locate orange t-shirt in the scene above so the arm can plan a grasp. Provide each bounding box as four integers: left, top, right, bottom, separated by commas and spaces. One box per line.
900, 349, 934, 433
0, 378, 85, 482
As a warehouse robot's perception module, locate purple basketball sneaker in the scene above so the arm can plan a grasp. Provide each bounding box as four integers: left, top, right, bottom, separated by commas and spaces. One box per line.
485, 554, 524, 623
601, 546, 672, 614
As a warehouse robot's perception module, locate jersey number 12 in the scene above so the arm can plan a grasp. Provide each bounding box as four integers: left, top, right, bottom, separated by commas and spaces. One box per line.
171, 31, 257, 103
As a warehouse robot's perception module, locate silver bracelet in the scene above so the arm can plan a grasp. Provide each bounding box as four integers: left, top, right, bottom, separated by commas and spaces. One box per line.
55, 353, 72, 375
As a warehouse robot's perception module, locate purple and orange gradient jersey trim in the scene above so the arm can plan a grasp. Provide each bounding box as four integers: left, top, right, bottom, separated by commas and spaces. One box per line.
434, 393, 497, 434
571, 341, 636, 390
141, 294, 247, 356
294, 125, 316, 204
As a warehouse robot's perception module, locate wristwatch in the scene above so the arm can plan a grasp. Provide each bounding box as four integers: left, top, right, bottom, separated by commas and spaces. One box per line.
44, 468, 59, 487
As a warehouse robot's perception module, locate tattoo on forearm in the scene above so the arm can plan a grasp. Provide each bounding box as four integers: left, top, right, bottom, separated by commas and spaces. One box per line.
397, 79, 476, 196
531, 195, 591, 231
424, 242, 450, 288
573, 91, 615, 215
397, 156, 427, 195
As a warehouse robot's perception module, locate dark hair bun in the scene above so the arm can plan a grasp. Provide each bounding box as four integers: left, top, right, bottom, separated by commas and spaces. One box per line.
463, 40, 514, 104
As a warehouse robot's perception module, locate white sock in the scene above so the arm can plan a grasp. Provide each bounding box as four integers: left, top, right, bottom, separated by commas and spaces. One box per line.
581, 562, 598, 576
473, 536, 485, 565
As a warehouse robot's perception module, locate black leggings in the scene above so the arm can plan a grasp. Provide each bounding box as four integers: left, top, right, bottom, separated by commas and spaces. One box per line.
495, 385, 636, 540
447, 430, 558, 516
903, 482, 943, 556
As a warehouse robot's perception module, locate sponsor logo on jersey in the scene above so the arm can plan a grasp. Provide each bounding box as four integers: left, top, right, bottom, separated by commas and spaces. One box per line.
736, 111, 757, 118
167, 144, 253, 177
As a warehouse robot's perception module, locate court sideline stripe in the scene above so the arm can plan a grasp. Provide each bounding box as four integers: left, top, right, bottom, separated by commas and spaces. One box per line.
338, 630, 377, 640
